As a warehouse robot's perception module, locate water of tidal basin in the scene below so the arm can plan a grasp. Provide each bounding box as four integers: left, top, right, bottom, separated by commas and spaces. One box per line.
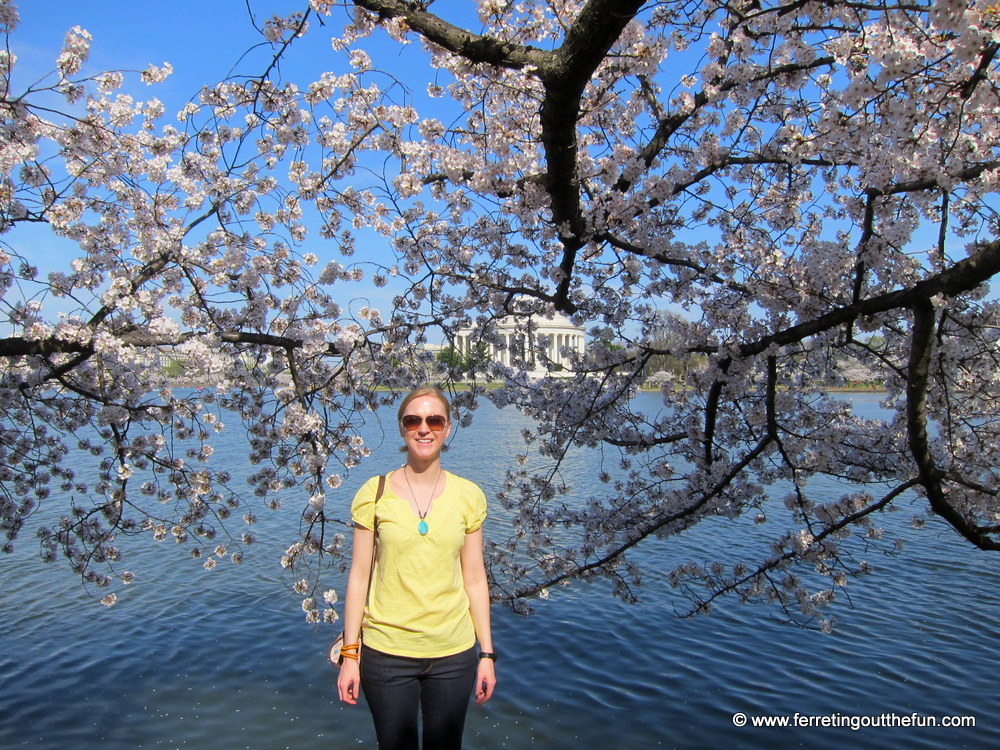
0, 391, 997, 749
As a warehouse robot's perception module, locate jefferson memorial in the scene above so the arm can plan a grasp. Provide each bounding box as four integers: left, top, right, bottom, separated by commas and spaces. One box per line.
452, 313, 586, 378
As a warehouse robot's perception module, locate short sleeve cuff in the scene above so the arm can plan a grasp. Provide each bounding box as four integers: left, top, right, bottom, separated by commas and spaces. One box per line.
351, 476, 381, 529
466, 486, 488, 533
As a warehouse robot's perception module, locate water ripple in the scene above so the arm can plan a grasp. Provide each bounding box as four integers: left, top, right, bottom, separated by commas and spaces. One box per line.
2, 394, 999, 749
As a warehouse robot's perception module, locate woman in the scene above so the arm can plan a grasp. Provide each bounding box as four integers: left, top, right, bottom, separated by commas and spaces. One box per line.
337, 386, 497, 750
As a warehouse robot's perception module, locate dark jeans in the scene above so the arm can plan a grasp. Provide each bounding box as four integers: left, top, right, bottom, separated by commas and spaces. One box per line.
360, 644, 478, 750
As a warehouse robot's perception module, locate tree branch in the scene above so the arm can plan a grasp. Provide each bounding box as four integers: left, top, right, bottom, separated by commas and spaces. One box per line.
732, 237, 1000, 360
350, 0, 549, 70
906, 298, 1000, 550
540, 0, 645, 314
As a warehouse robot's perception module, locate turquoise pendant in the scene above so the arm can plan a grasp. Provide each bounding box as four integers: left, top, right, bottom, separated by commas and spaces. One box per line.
418, 520, 429, 536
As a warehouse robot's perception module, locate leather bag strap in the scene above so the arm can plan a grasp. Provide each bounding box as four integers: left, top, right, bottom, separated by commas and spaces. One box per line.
364, 474, 385, 602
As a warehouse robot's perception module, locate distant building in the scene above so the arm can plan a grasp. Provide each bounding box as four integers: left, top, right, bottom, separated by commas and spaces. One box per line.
453, 314, 586, 378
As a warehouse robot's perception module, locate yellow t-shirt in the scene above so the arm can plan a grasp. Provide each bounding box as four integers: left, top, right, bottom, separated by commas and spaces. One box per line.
351, 470, 488, 659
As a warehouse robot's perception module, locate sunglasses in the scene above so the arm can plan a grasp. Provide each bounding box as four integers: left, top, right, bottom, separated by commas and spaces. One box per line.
401, 414, 449, 432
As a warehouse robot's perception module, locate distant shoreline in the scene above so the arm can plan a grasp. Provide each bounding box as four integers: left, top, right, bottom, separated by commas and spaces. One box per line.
165, 378, 887, 395
820, 386, 885, 393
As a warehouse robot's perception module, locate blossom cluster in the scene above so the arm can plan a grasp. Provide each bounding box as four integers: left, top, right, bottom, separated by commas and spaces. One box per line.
1, 0, 999, 628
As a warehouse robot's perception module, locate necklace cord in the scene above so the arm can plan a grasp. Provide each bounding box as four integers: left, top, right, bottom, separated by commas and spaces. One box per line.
403, 466, 441, 523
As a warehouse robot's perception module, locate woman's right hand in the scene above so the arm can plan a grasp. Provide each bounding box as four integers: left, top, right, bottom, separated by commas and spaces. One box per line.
337, 658, 362, 705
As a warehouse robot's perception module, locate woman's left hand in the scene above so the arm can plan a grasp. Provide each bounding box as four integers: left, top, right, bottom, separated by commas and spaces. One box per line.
474, 657, 496, 704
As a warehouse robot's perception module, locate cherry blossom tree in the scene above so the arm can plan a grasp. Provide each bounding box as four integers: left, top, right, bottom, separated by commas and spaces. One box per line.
2, 0, 999, 629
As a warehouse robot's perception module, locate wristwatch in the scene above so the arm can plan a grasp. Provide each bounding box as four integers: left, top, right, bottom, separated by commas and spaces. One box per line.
478, 651, 498, 662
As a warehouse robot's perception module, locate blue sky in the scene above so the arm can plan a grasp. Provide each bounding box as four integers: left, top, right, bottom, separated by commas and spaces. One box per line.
11, 1, 470, 109
15, 2, 261, 95
9, 2, 564, 342
9, 1, 423, 326
6, 2, 997, 337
